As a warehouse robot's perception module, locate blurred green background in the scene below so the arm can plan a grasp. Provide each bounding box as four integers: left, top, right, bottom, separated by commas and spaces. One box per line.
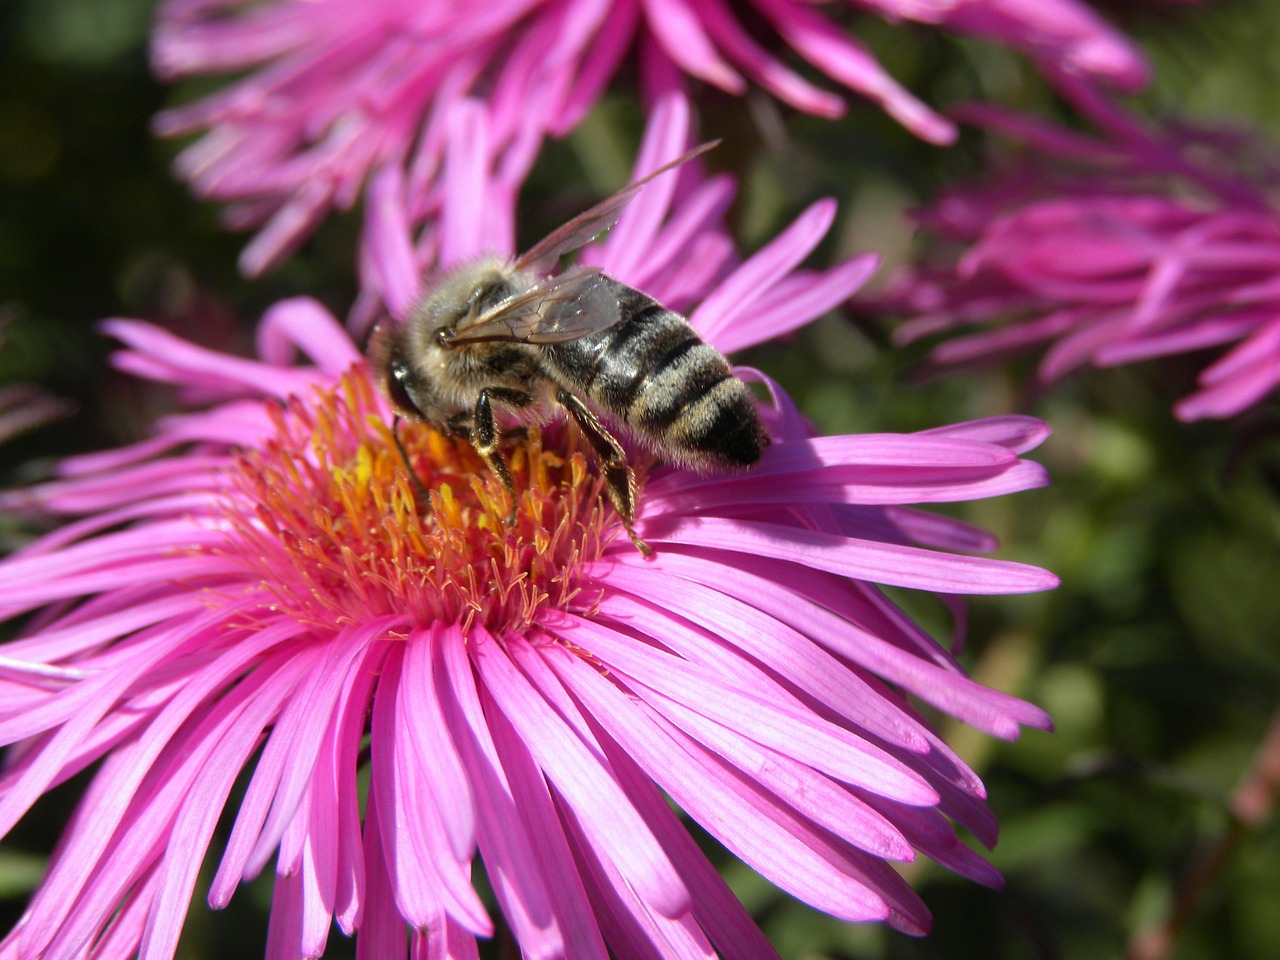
2, 1, 1278, 958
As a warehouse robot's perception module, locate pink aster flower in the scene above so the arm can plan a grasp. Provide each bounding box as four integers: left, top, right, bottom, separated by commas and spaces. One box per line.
870, 88, 1280, 421
1, 108, 1056, 959
151, 0, 1147, 275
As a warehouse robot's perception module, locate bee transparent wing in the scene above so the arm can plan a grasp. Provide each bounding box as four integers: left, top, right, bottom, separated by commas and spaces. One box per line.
445, 267, 621, 345
513, 140, 720, 275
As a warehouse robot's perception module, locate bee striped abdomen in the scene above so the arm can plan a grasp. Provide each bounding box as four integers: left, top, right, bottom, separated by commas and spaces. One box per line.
546, 282, 767, 470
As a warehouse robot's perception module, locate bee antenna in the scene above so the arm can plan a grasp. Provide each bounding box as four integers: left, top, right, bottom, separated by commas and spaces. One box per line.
391, 415, 433, 512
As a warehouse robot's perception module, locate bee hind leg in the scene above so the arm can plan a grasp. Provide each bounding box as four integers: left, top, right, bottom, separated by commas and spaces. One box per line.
471, 387, 533, 525
556, 389, 651, 556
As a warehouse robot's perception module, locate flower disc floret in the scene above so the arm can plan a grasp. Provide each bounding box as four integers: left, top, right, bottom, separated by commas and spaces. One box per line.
227, 371, 612, 636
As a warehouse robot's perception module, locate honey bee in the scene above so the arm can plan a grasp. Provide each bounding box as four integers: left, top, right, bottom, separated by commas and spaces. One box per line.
368, 142, 769, 554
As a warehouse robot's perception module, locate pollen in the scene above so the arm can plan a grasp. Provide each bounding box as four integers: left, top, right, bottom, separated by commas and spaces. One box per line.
224, 369, 613, 633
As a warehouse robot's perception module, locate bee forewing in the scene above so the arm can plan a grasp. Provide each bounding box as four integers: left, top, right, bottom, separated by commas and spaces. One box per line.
513, 140, 720, 275
447, 267, 621, 345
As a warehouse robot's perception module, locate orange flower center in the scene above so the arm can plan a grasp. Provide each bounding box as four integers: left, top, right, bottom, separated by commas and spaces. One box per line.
226, 369, 615, 634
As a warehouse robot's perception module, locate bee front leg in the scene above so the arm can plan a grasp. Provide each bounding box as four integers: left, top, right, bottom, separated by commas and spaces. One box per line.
556, 389, 651, 556
391, 415, 433, 509
471, 387, 533, 525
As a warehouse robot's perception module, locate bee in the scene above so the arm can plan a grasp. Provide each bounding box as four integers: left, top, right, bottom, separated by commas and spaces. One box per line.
368, 142, 769, 554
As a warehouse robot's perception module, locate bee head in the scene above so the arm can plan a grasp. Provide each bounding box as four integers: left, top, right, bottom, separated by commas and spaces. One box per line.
413, 258, 528, 335
366, 321, 424, 419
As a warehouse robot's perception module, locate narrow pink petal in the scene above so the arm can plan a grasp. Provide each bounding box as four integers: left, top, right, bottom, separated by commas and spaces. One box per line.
614, 173, 736, 292
0, 556, 241, 622
1097, 313, 1261, 365
368, 645, 444, 930
295, 829, 336, 958
334, 645, 388, 934
438, 630, 607, 960
870, 505, 1002, 553
650, 689, 914, 859
654, 457, 1047, 512
710, 254, 880, 354
16, 745, 153, 958
560, 803, 718, 960
593, 733, 783, 960
591, 564, 931, 751
692, 198, 837, 340
20, 620, 299, 947
627, 553, 1052, 738
94, 864, 163, 960
643, 233, 734, 309
440, 100, 492, 267
210, 641, 326, 906
256, 296, 363, 373
0, 523, 226, 599
1195, 316, 1280, 383
140, 662, 297, 960
640, 0, 745, 93
0, 592, 208, 663
238, 178, 335, 277
102, 319, 318, 396
248, 622, 393, 880
699, 0, 844, 117
598, 93, 691, 280
390, 660, 491, 936
401, 626, 475, 862
471, 628, 690, 920
654, 429, 1016, 490
0, 605, 250, 844
509, 641, 719, 957
753, 0, 955, 143
918, 415, 1052, 454
371, 645, 492, 935
355, 784, 409, 960
483, 707, 611, 960
550, 0, 639, 135
363, 165, 424, 320
552, 612, 938, 804
264, 866, 306, 960
1176, 329, 1280, 419
548, 646, 897, 923
639, 516, 1058, 594
31, 689, 284, 959
410, 916, 482, 960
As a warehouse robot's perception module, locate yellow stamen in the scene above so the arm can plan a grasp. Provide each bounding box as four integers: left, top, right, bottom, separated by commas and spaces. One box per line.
225, 369, 618, 633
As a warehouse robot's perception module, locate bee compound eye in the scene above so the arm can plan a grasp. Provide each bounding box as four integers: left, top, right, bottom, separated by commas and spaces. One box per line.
385, 359, 424, 419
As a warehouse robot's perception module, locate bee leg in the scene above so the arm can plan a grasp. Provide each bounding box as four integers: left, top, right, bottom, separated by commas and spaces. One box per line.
391, 415, 433, 510
472, 388, 533, 525
444, 411, 474, 439
556, 389, 651, 556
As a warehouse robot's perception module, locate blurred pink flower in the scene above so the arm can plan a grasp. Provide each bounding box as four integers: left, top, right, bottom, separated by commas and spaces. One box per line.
0, 108, 1057, 959
151, 0, 1147, 275
870, 88, 1280, 421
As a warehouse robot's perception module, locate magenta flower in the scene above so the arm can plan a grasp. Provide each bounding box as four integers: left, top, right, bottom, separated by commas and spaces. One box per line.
151, 0, 1147, 275
871, 92, 1280, 421
1, 107, 1056, 959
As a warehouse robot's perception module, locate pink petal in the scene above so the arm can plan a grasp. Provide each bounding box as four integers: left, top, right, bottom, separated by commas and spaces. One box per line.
471, 628, 690, 920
